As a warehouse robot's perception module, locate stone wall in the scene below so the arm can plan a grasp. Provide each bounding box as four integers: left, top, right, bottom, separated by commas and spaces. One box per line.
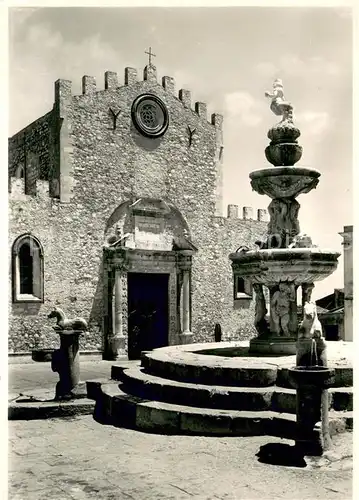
9, 66, 268, 353
8, 111, 54, 193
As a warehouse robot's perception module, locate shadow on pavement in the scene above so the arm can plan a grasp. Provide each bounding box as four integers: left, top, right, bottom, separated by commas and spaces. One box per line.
256, 442, 307, 468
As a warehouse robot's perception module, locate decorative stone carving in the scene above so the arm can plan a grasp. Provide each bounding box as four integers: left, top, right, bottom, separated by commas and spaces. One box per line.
298, 283, 323, 340
298, 301, 323, 340
270, 282, 296, 337
267, 198, 300, 248
265, 79, 291, 120
253, 284, 270, 337
187, 125, 196, 147
230, 248, 340, 287
250, 168, 320, 199
264, 79, 302, 166
289, 233, 315, 249
47, 307, 87, 331
131, 94, 169, 138
302, 282, 314, 304
48, 307, 87, 401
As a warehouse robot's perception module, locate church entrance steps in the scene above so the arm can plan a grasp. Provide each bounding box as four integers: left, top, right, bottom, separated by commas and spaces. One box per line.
91, 382, 353, 437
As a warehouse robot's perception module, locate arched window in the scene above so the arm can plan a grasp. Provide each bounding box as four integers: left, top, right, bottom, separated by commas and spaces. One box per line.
12, 234, 44, 302
15, 164, 24, 179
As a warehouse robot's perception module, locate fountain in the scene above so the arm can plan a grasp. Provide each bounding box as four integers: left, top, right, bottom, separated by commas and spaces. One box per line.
229, 78, 340, 357
229, 79, 341, 454
80, 81, 351, 443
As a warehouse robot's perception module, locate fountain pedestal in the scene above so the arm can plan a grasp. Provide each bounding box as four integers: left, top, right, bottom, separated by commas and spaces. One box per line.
51, 328, 83, 401
289, 366, 335, 456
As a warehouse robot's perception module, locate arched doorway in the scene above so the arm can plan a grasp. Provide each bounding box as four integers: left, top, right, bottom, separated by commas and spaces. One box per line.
102, 198, 197, 360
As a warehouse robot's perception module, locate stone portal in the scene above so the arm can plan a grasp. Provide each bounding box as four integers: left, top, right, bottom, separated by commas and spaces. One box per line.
127, 272, 169, 360
102, 198, 198, 360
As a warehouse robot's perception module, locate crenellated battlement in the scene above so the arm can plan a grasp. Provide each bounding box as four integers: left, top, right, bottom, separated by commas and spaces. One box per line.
227, 204, 269, 222
54, 65, 221, 128
9, 177, 51, 201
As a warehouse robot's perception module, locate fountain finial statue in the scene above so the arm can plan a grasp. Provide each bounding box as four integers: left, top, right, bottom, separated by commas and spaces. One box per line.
265, 79, 293, 122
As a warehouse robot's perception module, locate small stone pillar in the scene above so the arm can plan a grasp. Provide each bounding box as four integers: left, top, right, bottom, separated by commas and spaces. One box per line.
289, 366, 335, 456
214, 323, 222, 342
51, 329, 82, 401
178, 254, 194, 344
182, 269, 191, 333
105, 269, 126, 361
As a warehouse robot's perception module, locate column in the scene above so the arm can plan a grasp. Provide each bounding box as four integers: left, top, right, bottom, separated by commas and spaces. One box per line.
114, 270, 123, 336
178, 255, 194, 345
104, 269, 126, 361
182, 269, 190, 334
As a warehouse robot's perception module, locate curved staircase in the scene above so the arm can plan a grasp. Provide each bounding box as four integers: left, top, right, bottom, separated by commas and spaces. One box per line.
87, 343, 353, 438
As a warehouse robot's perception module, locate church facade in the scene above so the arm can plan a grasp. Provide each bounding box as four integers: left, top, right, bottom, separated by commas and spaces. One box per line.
8, 62, 268, 358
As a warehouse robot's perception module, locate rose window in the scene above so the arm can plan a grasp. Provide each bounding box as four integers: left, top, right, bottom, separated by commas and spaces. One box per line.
131, 94, 169, 138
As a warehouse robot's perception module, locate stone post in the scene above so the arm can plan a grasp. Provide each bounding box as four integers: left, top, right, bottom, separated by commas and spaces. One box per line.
51, 329, 82, 401
182, 269, 191, 334
115, 269, 123, 336
178, 253, 194, 344
105, 269, 126, 361
289, 367, 335, 456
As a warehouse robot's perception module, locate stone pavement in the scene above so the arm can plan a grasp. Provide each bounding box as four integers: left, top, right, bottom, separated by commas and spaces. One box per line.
8, 415, 353, 500
8, 356, 125, 393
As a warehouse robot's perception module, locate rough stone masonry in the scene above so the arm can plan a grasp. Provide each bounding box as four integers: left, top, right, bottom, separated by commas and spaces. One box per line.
8, 63, 268, 355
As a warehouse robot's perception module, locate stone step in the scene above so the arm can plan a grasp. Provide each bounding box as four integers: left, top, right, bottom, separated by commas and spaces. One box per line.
115, 367, 353, 413
139, 356, 279, 387
94, 382, 353, 438
135, 352, 353, 388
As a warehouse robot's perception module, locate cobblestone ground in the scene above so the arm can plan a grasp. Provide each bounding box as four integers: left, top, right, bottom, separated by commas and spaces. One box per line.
8, 359, 118, 393
8, 416, 352, 500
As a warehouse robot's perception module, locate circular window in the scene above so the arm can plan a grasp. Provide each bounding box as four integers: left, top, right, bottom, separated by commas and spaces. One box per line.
131, 94, 169, 138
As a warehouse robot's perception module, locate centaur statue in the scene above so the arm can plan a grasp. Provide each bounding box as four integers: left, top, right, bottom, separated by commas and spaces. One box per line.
47, 306, 88, 331
47, 306, 87, 400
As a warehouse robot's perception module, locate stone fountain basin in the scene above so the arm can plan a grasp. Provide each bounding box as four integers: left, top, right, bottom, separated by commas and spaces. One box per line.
250, 166, 321, 198
289, 366, 336, 389
229, 247, 340, 286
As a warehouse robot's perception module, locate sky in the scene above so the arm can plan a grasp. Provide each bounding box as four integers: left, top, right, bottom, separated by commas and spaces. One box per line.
8, 5, 353, 300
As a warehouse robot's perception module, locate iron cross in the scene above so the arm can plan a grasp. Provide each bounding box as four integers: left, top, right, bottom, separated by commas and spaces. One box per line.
145, 46, 156, 66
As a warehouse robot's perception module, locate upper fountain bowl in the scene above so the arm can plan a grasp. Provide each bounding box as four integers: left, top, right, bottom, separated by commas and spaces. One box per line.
250, 166, 321, 199
229, 247, 340, 287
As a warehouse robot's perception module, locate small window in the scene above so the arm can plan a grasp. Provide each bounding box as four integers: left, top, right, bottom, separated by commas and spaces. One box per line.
234, 276, 252, 299
15, 165, 24, 179
12, 234, 44, 303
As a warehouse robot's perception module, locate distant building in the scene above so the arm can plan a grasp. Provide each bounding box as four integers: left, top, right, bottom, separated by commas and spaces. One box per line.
315, 225, 353, 341
339, 225, 353, 341
316, 289, 344, 341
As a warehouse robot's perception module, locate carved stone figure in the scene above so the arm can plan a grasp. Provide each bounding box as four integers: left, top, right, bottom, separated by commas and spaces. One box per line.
289, 233, 314, 249
302, 282, 315, 304
265, 79, 293, 120
267, 198, 300, 248
270, 282, 296, 336
298, 302, 323, 340
253, 284, 270, 337
298, 285, 323, 340
48, 306, 88, 331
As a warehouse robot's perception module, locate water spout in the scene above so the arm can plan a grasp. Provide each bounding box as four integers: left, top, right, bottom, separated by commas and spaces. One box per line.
310, 339, 318, 367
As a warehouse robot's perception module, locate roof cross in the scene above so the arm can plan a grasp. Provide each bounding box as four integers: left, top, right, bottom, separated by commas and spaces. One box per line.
145, 46, 156, 66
